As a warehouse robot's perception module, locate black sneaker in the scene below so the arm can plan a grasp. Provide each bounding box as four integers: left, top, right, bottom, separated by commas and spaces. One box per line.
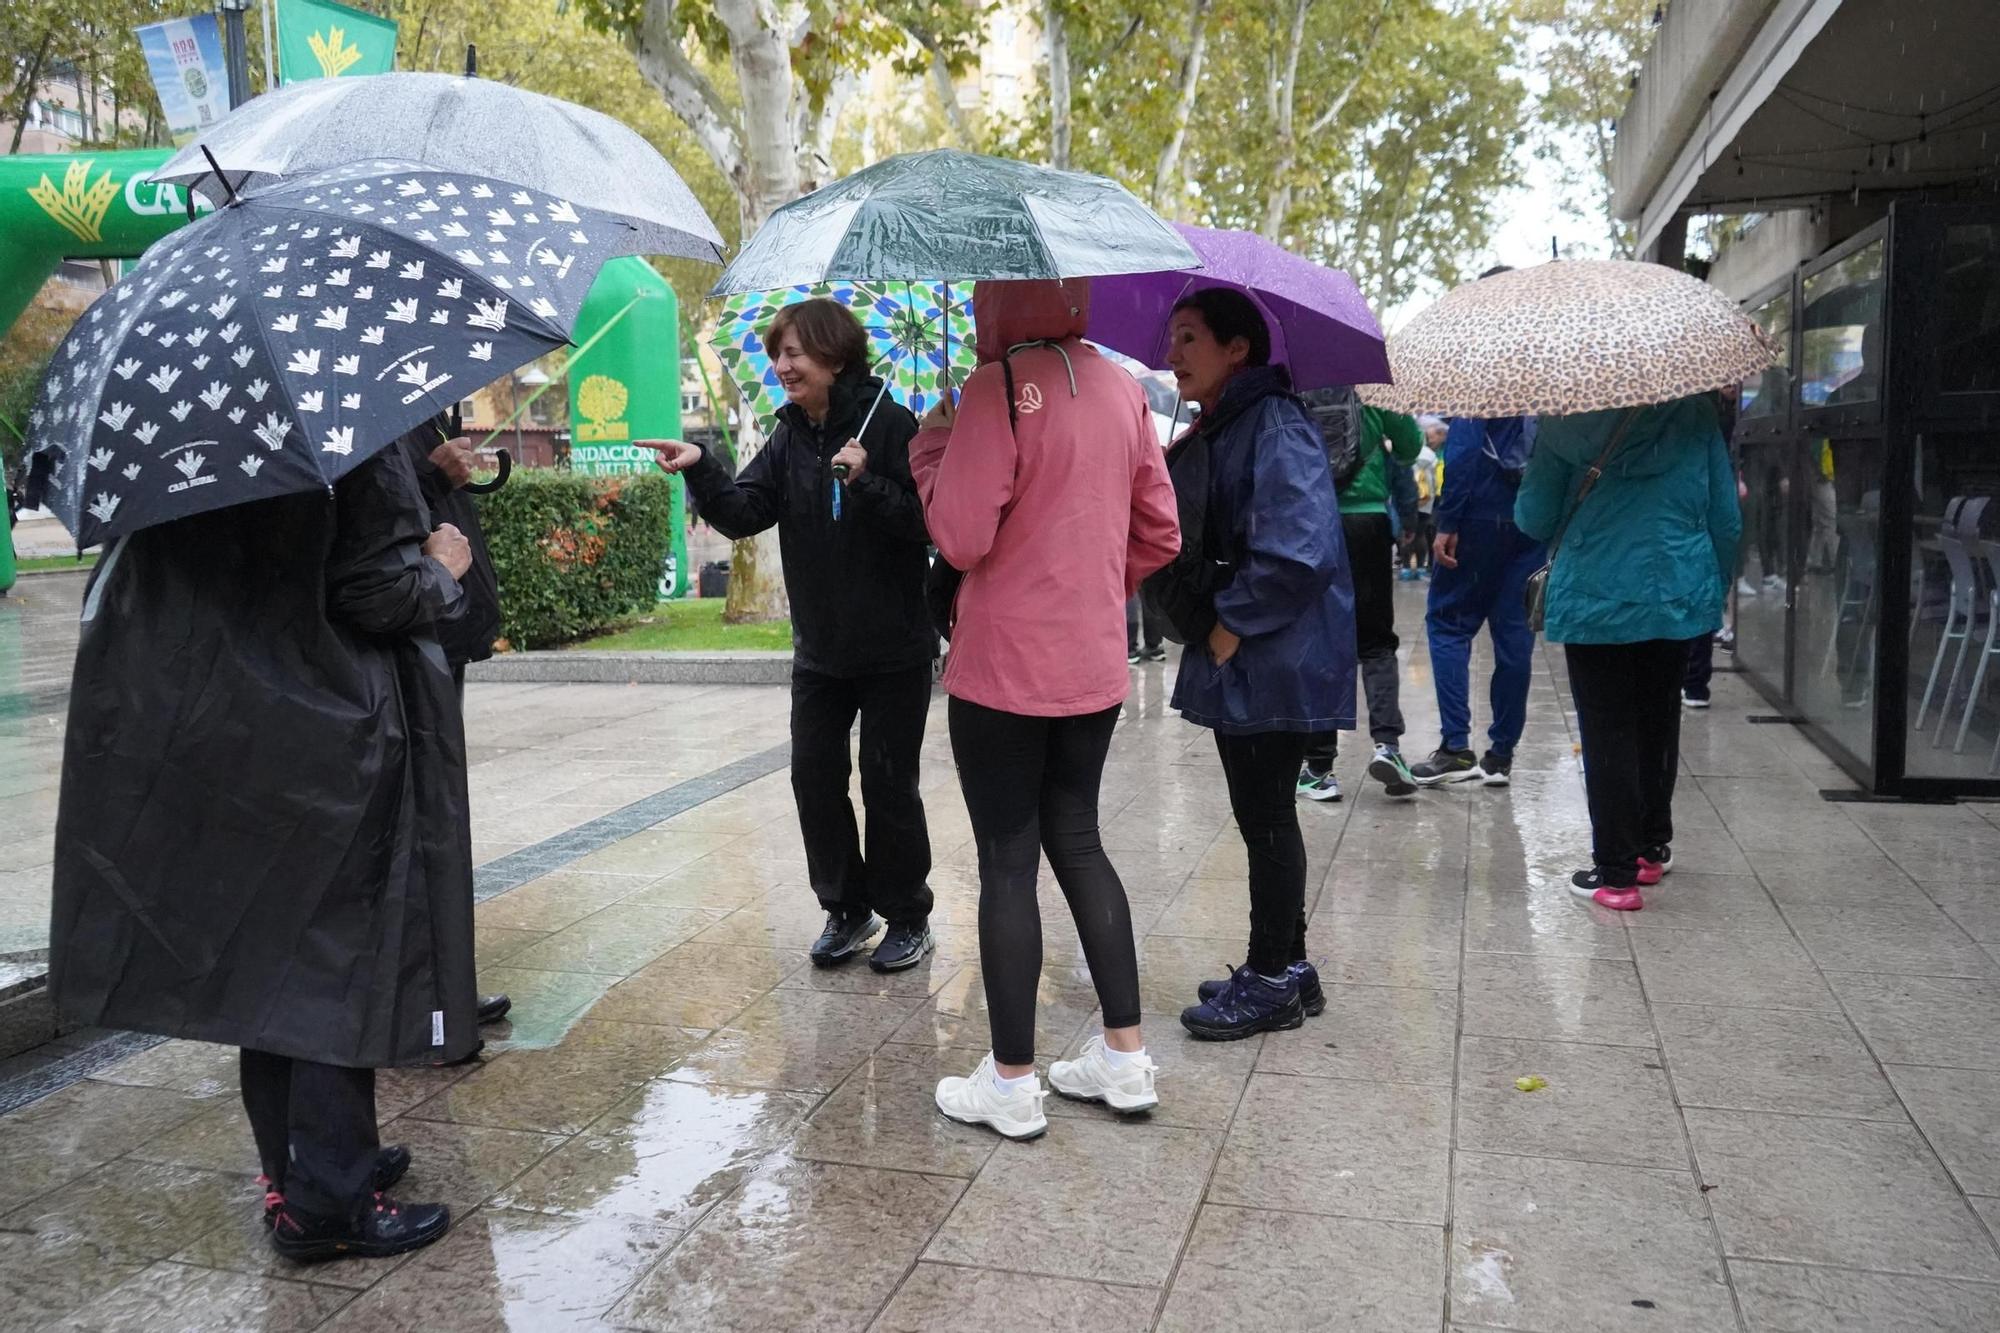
1478, 751, 1513, 787
1181, 966, 1306, 1040
1141, 645, 1168, 662
475, 993, 512, 1025
1197, 960, 1325, 1016
809, 910, 881, 968
1410, 747, 1478, 787
269, 1192, 450, 1263
868, 921, 936, 973
1127, 649, 1143, 665
260, 1146, 413, 1229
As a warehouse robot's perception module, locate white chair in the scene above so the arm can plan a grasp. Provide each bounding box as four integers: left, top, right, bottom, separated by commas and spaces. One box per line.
1916, 498, 1975, 731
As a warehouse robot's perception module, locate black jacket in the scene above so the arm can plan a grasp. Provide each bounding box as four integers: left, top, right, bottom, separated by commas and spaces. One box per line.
47, 446, 480, 1067
401, 421, 501, 668
683, 371, 934, 676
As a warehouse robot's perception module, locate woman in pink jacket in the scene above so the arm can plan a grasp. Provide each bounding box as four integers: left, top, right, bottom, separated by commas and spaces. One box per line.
911, 278, 1181, 1139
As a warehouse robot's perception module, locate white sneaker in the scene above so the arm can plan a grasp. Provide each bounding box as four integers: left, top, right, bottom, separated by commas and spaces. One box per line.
1049, 1035, 1160, 1113
935, 1053, 1048, 1139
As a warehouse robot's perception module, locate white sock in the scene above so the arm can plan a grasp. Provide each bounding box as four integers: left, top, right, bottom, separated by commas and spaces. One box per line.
1101, 1043, 1145, 1068
991, 1069, 1037, 1095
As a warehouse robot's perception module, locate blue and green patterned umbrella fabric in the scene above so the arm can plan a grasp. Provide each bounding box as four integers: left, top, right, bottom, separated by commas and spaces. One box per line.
709, 280, 976, 423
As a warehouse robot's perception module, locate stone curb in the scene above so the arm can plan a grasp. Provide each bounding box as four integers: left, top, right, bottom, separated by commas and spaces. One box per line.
466, 650, 795, 686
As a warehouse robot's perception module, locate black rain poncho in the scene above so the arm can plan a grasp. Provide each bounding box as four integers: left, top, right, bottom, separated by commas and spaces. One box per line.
47, 445, 480, 1067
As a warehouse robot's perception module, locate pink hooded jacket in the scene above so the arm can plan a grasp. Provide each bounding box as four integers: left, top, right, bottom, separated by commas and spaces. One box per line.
912, 280, 1181, 717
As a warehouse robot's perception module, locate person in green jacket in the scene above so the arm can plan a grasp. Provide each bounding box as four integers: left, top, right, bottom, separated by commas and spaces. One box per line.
1299, 404, 1426, 801
1515, 392, 1741, 912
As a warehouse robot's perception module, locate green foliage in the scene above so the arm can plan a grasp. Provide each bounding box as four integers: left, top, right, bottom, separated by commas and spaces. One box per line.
986, 1, 1528, 312
1515, 0, 1656, 256
0, 303, 68, 479
475, 468, 678, 648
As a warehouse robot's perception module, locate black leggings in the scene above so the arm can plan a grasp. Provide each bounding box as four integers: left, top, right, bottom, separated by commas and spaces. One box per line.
1215, 730, 1312, 976
949, 697, 1142, 1066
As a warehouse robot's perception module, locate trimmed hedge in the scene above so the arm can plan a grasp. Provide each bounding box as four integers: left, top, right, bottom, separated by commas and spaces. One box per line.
476, 469, 675, 649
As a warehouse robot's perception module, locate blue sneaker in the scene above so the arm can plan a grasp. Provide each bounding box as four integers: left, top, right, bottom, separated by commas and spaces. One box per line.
1180, 965, 1306, 1041
1196, 960, 1325, 1015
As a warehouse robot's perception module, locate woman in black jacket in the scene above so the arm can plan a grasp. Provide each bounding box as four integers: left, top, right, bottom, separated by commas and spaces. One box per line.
650, 299, 938, 972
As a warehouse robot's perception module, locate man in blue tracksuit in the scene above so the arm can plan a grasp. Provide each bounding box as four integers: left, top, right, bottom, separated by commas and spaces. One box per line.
1408, 413, 1546, 787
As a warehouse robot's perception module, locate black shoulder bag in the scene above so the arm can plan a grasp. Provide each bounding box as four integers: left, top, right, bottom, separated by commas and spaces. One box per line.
924, 359, 1018, 641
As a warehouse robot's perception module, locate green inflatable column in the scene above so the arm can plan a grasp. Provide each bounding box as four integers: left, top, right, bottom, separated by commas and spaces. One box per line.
566, 258, 686, 598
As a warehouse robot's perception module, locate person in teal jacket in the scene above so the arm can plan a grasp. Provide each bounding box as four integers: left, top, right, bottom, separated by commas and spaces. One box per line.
1515, 392, 1740, 911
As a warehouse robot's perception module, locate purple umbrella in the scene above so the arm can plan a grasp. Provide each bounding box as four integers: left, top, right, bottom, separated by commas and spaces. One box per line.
1084, 224, 1389, 392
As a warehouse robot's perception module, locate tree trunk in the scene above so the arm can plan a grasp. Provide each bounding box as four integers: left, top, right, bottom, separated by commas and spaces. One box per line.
1045, 1, 1071, 169
1261, 0, 1390, 240
926, 45, 972, 146
8, 32, 53, 153
715, 0, 799, 624
1150, 0, 1212, 210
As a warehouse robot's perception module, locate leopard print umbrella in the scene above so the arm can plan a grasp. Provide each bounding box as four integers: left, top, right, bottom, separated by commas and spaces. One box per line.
1359, 259, 1779, 417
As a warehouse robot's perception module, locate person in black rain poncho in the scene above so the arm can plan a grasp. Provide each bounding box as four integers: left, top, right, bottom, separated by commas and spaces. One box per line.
47, 442, 475, 1263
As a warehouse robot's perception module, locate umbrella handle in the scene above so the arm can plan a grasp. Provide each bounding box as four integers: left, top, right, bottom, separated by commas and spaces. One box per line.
849, 377, 894, 453
464, 449, 511, 494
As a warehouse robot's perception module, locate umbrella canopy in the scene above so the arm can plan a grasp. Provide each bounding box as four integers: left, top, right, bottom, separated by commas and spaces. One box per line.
151, 72, 724, 263
712, 148, 1199, 294
1359, 259, 1780, 417
711, 281, 975, 423
1084, 224, 1388, 392
26, 160, 647, 546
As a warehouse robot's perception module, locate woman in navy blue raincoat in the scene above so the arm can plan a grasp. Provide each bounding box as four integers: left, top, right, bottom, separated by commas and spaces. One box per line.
1163, 288, 1357, 1040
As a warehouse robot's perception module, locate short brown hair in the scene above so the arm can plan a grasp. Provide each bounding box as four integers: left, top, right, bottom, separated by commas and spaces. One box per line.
763, 298, 869, 377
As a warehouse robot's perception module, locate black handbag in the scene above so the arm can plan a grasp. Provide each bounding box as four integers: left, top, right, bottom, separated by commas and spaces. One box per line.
925, 359, 1019, 641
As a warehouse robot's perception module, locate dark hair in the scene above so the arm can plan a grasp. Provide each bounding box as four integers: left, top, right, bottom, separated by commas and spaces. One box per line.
1171, 288, 1271, 368
763, 297, 869, 376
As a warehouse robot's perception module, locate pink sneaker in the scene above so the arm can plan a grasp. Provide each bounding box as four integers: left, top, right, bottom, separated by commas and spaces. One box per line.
1570, 870, 1644, 911
1636, 846, 1673, 887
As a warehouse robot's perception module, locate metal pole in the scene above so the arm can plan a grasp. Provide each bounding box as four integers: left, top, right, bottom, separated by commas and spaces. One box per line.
260, 0, 276, 92
218, 0, 253, 108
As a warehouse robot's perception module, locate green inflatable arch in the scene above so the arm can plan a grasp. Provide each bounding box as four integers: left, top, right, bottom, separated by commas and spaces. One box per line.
3, 149, 208, 589
0, 149, 210, 336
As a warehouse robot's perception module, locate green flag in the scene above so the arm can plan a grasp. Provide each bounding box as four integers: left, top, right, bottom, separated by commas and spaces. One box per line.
276, 0, 396, 84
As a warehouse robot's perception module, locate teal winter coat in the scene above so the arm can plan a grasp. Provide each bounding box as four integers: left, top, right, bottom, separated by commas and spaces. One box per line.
1514, 394, 1741, 646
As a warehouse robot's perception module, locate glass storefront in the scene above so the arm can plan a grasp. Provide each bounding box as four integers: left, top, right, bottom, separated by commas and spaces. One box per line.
1729, 202, 2000, 796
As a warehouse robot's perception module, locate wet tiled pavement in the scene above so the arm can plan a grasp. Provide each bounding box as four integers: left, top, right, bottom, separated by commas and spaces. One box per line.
2, 581, 1999, 1330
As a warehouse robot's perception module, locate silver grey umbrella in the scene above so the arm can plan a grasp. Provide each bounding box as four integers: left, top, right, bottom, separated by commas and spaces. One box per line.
711, 149, 1200, 293
153, 73, 723, 264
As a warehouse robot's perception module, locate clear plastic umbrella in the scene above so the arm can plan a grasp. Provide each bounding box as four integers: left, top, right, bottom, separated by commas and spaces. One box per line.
152, 72, 723, 264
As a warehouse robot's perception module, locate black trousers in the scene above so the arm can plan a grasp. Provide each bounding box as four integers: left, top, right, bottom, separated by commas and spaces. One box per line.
240, 1049, 380, 1218
1215, 730, 1312, 975
1566, 641, 1684, 888
791, 665, 934, 924
1306, 511, 1402, 768
1683, 632, 1714, 701
950, 698, 1141, 1066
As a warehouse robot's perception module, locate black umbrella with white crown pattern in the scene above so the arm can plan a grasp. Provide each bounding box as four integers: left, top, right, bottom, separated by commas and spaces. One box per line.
26, 158, 647, 547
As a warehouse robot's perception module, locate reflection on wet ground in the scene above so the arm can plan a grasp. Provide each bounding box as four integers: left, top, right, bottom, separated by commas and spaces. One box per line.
2, 584, 1998, 1330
